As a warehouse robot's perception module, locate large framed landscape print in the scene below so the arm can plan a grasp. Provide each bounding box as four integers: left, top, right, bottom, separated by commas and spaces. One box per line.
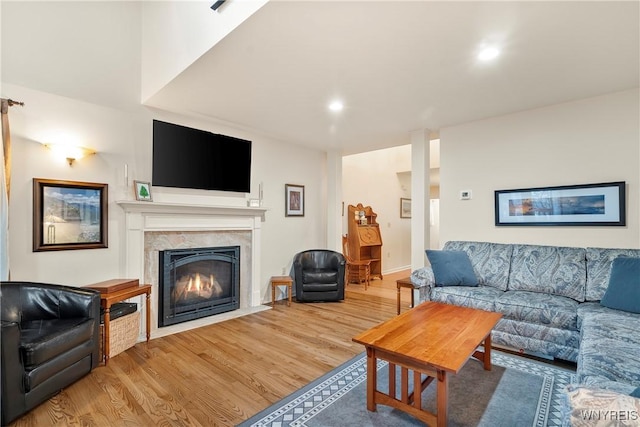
33, 178, 108, 251
495, 182, 625, 226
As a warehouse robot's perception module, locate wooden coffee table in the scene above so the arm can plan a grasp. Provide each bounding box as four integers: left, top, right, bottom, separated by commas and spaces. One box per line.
352, 301, 502, 426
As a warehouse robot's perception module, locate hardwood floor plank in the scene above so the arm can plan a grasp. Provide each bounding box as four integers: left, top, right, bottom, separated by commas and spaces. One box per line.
8, 271, 407, 427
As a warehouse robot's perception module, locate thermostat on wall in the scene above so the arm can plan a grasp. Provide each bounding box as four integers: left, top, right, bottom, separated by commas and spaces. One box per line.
460, 190, 472, 200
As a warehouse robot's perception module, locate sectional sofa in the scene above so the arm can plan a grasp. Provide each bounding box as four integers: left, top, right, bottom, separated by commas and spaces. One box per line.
410, 241, 640, 396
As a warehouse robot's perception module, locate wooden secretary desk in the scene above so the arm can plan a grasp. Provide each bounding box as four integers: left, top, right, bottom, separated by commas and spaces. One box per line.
347, 204, 383, 280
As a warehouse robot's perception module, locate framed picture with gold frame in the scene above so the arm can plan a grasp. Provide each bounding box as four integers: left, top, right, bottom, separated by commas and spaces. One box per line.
33, 178, 108, 251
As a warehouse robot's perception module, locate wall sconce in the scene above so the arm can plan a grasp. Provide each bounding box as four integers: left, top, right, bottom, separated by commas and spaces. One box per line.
44, 143, 96, 166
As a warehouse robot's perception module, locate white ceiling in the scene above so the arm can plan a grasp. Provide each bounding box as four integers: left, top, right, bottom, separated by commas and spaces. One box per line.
2, 1, 638, 156
146, 1, 639, 155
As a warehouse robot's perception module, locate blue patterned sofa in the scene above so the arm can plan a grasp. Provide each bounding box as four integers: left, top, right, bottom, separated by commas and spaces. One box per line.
411, 241, 640, 396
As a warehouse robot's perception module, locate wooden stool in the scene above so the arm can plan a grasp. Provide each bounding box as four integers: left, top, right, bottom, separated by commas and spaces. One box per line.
271, 275, 293, 307
396, 277, 417, 315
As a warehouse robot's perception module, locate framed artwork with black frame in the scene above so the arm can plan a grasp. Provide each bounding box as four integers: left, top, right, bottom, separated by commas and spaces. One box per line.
495, 181, 625, 226
33, 178, 108, 251
285, 184, 304, 217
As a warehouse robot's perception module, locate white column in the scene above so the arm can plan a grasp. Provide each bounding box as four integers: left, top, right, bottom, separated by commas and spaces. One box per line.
410, 129, 431, 272
326, 150, 343, 252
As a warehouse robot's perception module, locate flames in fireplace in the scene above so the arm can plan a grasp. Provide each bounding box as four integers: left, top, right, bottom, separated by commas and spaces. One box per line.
174, 272, 224, 301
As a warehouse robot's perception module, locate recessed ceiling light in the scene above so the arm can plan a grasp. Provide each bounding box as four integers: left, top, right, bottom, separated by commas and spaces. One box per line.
478, 47, 500, 61
328, 100, 344, 112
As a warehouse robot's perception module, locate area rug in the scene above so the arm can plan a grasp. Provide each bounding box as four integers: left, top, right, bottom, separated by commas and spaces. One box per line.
239, 351, 575, 427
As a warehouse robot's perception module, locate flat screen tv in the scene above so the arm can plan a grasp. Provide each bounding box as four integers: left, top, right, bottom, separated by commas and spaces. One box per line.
152, 120, 251, 193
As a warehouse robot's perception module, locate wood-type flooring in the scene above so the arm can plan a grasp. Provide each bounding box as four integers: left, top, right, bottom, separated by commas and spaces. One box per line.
9, 271, 410, 427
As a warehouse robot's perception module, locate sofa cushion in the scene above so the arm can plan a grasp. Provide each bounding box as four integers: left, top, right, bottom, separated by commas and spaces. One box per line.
442, 241, 513, 291
577, 337, 640, 388
20, 318, 95, 368
576, 302, 640, 330
578, 314, 640, 388
429, 285, 501, 311
508, 244, 586, 302
495, 290, 579, 330
599, 257, 640, 314
580, 314, 640, 352
426, 250, 478, 287
586, 247, 640, 301
301, 283, 338, 293
24, 341, 95, 391
302, 269, 338, 284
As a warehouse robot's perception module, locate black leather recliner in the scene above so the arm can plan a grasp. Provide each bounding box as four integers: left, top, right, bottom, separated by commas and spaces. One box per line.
293, 250, 346, 302
1, 281, 101, 425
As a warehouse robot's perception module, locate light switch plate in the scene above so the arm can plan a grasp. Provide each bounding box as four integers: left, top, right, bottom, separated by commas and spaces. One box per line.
460, 190, 472, 200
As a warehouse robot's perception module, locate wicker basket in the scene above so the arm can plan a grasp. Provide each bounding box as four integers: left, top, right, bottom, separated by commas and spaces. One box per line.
100, 310, 140, 358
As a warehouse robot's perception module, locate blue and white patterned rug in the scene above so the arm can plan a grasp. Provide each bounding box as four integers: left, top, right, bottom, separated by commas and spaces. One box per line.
239, 350, 575, 427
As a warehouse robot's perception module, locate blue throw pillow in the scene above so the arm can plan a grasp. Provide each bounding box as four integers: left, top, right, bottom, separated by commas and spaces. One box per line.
631, 387, 640, 398
425, 250, 478, 287
600, 257, 640, 314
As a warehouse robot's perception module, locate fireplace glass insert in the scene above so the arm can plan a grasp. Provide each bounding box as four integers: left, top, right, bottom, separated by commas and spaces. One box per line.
158, 246, 240, 327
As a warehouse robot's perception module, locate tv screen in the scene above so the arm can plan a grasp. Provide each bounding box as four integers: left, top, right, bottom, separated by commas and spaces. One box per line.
152, 120, 252, 193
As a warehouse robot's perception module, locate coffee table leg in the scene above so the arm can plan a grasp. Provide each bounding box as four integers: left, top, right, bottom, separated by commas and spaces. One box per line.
366, 347, 377, 412
413, 371, 422, 410
389, 363, 396, 399
437, 370, 448, 427
401, 367, 409, 403
484, 333, 492, 371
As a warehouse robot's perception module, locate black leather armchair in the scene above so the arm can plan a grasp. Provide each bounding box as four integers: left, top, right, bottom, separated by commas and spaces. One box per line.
1, 281, 101, 425
293, 250, 346, 302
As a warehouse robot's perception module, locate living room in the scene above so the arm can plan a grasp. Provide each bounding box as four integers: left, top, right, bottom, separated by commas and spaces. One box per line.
1, 1, 638, 426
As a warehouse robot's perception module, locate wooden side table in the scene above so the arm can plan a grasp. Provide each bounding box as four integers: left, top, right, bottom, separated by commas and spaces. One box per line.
97, 284, 151, 365
271, 276, 293, 307
396, 277, 417, 315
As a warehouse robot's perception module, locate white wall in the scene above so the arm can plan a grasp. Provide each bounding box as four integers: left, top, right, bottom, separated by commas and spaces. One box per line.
140, 0, 267, 102
3, 83, 327, 303
439, 89, 640, 249
2, 1, 142, 110
342, 145, 412, 273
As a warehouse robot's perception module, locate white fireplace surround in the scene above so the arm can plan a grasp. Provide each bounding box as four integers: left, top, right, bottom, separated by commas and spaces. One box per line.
117, 200, 269, 339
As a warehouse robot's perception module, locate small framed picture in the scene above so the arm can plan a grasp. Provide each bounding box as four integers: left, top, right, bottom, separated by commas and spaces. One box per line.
134, 181, 152, 201
285, 184, 304, 216
400, 198, 411, 218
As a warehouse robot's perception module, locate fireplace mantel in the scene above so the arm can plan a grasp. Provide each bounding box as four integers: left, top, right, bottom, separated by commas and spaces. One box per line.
116, 200, 267, 217
117, 200, 268, 339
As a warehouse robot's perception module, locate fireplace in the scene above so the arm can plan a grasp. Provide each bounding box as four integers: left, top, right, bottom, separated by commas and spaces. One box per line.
158, 246, 240, 327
